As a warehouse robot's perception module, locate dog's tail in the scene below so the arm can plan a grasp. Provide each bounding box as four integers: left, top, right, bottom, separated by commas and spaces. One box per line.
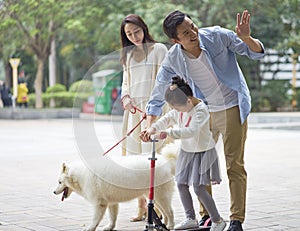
160, 142, 179, 175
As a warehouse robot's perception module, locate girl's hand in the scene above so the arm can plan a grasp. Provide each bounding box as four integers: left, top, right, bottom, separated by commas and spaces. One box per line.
152, 131, 167, 140
139, 130, 150, 142
139, 127, 156, 142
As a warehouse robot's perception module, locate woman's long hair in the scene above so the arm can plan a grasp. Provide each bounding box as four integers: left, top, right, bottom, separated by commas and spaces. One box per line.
120, 14, 156, 66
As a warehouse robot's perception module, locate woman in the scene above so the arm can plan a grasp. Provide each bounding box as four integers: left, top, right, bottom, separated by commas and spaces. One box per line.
17, 79, 29, 108
120, 14, 168, 222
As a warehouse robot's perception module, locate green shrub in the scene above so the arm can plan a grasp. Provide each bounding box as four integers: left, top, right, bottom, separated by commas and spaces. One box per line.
46, 84, 67, 93
251, 80, 290, 112
251, 90, 271, 112
262, 80, 290, 111
28, 92, 92, 108
69, 80, 93, 93
43, 92, 75, 107
27, 93, 36, 108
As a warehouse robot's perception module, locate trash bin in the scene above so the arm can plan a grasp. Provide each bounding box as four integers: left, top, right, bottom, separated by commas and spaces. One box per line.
92, 69, 122, 114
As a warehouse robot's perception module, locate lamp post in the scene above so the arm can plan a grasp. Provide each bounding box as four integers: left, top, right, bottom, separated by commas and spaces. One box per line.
9, 58, 21, 102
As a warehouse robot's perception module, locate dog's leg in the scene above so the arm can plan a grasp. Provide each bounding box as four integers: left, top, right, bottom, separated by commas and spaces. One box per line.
155, 199, 174, 229
83, 204, 107, 231
103, 203, 119, 231
155, 184, 175, 229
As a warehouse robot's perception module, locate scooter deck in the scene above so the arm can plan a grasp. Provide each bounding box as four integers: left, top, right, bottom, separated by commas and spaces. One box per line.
170, 226, 210, 231
150, 206, 211, 231
170, 227, 211, 231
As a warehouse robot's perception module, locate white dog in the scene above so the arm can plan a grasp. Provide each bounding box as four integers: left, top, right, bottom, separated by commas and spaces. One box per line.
53, 144, 177, 231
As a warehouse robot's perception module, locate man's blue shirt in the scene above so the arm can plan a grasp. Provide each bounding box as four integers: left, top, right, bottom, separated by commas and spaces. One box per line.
146, 26, 265, 124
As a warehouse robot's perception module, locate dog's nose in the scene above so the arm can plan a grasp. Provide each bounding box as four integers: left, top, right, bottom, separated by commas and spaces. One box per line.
53, 191, 57, 194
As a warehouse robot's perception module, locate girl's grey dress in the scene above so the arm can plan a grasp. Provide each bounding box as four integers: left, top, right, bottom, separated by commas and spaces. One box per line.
175, 148, 221, 186
151, 101, 222, 186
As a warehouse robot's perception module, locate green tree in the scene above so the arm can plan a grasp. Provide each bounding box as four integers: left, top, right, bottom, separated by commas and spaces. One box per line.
1, 0, 299, 111
0, 0, 106, 108
0, 5, 23, 87
276, 0, 300, 108
1, 0, 66, 107
57, 0, 199, 84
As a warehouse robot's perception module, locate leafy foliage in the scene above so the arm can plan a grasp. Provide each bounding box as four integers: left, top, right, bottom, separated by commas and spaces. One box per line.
251, 80, 291, 112
1, 0, 300, 110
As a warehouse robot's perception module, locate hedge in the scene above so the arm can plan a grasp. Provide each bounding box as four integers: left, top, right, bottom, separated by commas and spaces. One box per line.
28, 92, 92, 108
27, 80, 94, 108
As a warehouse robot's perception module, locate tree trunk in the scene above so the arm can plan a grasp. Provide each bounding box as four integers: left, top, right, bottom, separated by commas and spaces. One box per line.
34, 59, 44, 108
49, 39, 56, 108
4, 61, 12, 88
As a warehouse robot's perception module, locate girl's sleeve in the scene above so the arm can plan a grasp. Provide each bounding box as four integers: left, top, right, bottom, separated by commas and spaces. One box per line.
151, 110, 177, 131
167, 107, 209, 139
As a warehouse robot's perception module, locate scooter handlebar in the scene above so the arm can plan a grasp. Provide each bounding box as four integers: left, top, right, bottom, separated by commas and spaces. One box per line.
150, 132, 167, 140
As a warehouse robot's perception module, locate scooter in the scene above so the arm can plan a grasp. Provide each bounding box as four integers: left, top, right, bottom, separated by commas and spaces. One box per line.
143, 135, 211, 231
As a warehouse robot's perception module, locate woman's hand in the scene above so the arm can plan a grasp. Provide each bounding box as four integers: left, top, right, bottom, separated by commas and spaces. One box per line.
121, 95, 133, 110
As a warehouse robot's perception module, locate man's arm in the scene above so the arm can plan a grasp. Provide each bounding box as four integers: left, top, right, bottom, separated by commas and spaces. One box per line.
140, 61, 175, 141
240, 36, 262, 53
145, 62, 174, 117
235, 9, 263, 53
139, 115, 157, 142
146, 114, 157, 128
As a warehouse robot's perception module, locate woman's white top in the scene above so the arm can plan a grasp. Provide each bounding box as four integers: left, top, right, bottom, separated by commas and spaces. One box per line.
121, 43, 168, 99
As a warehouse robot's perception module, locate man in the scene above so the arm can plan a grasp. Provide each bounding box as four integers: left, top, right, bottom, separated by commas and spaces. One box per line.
141, 10, 264, 231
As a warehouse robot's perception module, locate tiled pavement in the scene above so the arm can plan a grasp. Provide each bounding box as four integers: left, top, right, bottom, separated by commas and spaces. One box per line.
0, 113, 300, 231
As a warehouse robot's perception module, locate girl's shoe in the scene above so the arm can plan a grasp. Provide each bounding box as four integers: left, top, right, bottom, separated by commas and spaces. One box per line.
174, 218, 198, 230
210, 217, 226, 231
130, 207, 147, 222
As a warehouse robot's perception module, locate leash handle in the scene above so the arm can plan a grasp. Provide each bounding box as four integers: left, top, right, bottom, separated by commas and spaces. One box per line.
130, 105, 144, 114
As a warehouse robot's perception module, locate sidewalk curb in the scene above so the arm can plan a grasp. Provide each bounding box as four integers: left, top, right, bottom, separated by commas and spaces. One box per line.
0, 108, 80, 120
248, 112, 300, 129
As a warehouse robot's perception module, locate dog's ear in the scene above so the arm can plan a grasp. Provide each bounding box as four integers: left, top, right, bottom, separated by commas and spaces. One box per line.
62, 163, 69, 174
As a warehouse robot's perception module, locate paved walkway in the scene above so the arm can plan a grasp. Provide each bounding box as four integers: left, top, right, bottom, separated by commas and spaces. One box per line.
0, 112, 300, 230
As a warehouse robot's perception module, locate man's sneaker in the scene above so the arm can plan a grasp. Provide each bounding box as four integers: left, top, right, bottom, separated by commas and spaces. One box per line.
174, 218, 198, 230
211, 217, 226, 231
227, 220, 243, 231
198, 215, 211, 227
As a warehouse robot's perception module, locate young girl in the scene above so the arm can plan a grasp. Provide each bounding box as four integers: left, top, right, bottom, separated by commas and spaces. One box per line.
120, 14, 168, 222
144, 77, 226, 231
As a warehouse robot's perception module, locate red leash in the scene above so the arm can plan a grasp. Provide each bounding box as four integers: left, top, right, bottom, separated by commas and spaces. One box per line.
102, 105, 146, 156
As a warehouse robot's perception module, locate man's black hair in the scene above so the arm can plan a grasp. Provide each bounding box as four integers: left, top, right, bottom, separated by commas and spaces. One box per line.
163, 10, 191, 40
